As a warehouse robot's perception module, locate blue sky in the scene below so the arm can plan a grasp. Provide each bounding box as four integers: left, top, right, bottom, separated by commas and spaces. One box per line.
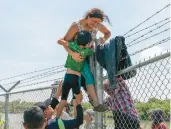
0, 0, 170, 83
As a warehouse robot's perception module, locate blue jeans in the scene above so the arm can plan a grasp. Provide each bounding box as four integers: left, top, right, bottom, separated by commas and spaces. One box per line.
96, 39, 117, 88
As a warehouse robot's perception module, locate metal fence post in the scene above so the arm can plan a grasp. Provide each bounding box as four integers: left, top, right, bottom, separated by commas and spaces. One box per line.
95, 39, 104, 129
0, 81, 20, 129
4, 93, 9, 129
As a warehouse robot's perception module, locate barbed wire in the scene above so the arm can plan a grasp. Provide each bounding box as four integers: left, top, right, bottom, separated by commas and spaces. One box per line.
119, 37, 170, 62
0, 64, 64, 81
127, 21, 170, 45
125, 17, 170, 38
129, 37, 170, 57
1, 67, 65, 86
127, 28, 170, 47
17, 69, 66, 85
17, 78, 60, 88
123, 4, 170, 36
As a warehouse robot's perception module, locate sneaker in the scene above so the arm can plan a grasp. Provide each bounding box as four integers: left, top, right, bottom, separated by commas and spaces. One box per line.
93, 104, 109, 112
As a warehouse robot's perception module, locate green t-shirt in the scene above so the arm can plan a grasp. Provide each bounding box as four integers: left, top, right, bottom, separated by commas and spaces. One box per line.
65, 41, 93, 72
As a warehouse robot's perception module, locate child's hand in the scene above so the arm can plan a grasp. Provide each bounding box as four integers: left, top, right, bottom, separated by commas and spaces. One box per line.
85, 43, 91, 48
71, 52, 83, 62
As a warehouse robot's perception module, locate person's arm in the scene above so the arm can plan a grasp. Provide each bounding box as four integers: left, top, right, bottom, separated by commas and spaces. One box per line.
98, 23, 111, 44
57, 39, 69, 47
62, 104, 83, 128
55, 80, 63, 100
73, 99, 77, 118
81, 48, 93, 58
50, 98, 59, 110
57, 93, 83, 128
63, 23, 83, 61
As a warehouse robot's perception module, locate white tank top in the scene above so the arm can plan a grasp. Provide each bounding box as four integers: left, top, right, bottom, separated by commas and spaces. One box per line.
75, 21, 98, 46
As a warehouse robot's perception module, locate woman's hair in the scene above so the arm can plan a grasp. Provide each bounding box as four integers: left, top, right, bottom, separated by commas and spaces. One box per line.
84, 8, 111, 25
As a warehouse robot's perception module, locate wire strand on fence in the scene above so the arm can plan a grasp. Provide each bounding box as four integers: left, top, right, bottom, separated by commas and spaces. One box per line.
127, 28, 170, 47
125, 17, 171, 38
17, 78, 60, 88
18, 69, 66, 85
129, 37, 170, 56
2, 67, 63, 86
126, 21, 170, 45
0, 64, 64, 81
123, 4, 170, 36
119, 37, 170, 62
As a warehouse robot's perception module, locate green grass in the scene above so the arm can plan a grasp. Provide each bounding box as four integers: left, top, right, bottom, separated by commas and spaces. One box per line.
104, 118, 170, 129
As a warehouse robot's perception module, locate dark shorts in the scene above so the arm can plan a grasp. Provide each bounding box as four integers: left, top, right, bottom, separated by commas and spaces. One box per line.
113, 111, 140, 129
61, 74, 81, 100
81, 75, 87, 91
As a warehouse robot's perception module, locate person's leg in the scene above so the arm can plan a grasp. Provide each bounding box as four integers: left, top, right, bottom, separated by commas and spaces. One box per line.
113, 111, 140, 129
113, 111, 123, 129
80, 75, 94, 107
86, 85, 99, 106
123, 114, 140, 129
82, 61, 108, 112
81, 60, 99, 106
56, 75, 71, 118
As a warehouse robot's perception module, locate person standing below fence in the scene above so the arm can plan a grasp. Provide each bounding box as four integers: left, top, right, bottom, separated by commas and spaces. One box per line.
61, 8, 111, 112
151, 109, 167, 129
103, 77, 141, 129
23, 106, 47, 129
56, 31, 93, 118
55, 79, 96, 129
35, 94, 83, 129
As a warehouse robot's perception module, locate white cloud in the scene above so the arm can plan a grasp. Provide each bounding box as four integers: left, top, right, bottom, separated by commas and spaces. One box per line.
140, 46, 164, 60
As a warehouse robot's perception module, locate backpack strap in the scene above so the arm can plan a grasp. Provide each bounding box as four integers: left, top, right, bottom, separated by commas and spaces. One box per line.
57, 118, 65, 129
75, 21, 84, 32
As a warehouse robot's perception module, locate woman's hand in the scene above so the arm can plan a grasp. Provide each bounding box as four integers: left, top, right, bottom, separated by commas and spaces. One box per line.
99, 37, 106, 49
71, 52, 84, 62
99, 37, 106, 44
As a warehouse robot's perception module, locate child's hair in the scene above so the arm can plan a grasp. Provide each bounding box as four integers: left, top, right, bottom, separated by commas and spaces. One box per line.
151, 109, 164, 124
76, 31, 92, 46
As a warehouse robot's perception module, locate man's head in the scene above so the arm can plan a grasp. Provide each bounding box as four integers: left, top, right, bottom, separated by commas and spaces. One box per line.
76, 31, 92, 47
35, 99, 54, 120
23, 106, 47, 129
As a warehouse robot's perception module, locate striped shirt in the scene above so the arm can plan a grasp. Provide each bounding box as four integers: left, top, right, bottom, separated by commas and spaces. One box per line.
103, 77, 139, 120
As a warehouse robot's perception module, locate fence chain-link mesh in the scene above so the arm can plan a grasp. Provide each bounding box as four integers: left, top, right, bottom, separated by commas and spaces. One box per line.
0, 54, 170, 129
102, 55, 170, 129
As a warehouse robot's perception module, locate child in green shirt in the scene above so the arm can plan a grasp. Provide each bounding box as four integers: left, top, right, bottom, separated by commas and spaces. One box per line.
56, 31, 93, 118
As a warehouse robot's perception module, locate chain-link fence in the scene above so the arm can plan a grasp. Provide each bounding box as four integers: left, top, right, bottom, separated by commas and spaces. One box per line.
102, 52, 170, 129
0, 52, 170, 129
